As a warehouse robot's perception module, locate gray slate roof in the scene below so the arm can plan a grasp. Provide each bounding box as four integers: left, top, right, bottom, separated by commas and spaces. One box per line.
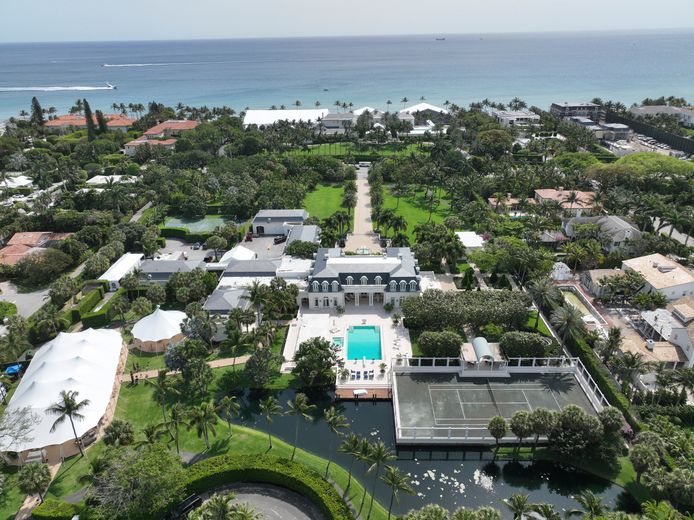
140, 260, 205, 278
222, 259, 279, 277
286, 225, 320, 245
567, 215, 641, 242
203, 288, 250, 313
252, 209, 308, 223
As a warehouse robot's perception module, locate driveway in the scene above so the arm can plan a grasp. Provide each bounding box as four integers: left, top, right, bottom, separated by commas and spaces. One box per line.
345, 165, 381, 253
0, 281, 48, 318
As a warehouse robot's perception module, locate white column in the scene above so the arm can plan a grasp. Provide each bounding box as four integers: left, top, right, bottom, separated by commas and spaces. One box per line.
355, 292, 359, 306
369, 292, 374, 306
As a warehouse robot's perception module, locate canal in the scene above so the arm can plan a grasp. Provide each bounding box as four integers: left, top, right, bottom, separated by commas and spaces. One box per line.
235, 388, 638, 517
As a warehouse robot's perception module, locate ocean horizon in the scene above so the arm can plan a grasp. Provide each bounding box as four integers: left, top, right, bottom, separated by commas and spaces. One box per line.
1, 29, 694, 120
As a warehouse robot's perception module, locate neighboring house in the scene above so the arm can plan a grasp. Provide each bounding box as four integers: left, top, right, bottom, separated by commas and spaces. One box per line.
203, 288, 251, 315
600, 123, 632, 141
251, 209, 309, 235
633, 297, 694, 368
86, 175, 136, 186
534, 188, 596, 216
139, 259, 206, 284
581, 269, 624, 297
44, 113, 135, 133
628, 105, 694, 128
123, 119, 199, 156
243, 109, 329, 127
0, 231, 72, 266
538, 230, 567, 250
564, 215, 642, 252
286, 225, 321, 245
218, 245, 257, 264
486, 193, 534, 216
455, 231, 485, 253
549, 102, 603, 122
0, 175, 33, 190
550, 262, 572, 282
399, 103, 449, 119
300, 247, 421, 309
490, 109, 540, 128
622, 253, 694, 300
321, 112, 357, 133
100, 253, 144, 292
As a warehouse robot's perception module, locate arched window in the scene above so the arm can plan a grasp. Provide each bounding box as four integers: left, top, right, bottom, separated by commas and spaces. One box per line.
374, 276, 382, 285
332, 281, 339, 292
360, 276, 368, 285
346, 276, 353, 285
322, 281, 329, 292
389, 281, 397, 292
399, 280, 407, 292
409, 280, 417, 291
312, 281, 319, 292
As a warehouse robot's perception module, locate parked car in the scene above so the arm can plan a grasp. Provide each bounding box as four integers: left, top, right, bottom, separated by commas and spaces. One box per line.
192, 242, 202, 250
273, 235, 287, 245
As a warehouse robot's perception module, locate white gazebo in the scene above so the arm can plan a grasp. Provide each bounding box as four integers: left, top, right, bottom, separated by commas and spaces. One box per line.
1, 329, 124, 465
131, 307, 186, 353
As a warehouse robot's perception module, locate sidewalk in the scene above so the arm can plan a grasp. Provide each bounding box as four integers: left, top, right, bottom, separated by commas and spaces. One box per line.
119, 354, 251, 382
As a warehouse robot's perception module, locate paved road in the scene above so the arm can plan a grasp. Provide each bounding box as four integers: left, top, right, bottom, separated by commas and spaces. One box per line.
344, 165, 381, 253
0, 281, 48, 318
652, 217, 693, 247
199, 483, 325, 520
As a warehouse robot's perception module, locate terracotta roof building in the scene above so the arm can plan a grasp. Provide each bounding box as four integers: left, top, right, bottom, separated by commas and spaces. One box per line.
44, 114, 135, 132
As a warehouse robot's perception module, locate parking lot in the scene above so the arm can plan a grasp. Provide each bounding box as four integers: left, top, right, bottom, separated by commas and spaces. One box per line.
161, 236, 287, 262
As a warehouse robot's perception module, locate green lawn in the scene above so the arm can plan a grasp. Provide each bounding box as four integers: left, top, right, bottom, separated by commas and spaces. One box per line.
302, 184, 345, 220
43, 359, 388, 520
284, 142, 427, 158
382, 186, 451, 240
0, 467, 25, 520
525, 311, 553, 338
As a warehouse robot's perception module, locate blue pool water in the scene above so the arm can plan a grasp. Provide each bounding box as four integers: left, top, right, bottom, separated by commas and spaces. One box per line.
347, 326, 381, 360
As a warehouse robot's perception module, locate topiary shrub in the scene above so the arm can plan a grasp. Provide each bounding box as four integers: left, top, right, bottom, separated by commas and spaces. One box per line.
31, 500, 83, 520
500, 331, 556, 358
418, 330, 463, 357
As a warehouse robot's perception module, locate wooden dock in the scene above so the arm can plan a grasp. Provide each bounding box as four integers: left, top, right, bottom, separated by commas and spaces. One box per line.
335, 387, 392, 401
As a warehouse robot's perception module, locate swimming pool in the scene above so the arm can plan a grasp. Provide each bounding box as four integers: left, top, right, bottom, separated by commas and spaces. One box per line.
347, 326, 382, 360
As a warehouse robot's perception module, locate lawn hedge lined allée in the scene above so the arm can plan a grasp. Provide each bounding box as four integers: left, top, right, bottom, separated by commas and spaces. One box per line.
185, 454, 355, 520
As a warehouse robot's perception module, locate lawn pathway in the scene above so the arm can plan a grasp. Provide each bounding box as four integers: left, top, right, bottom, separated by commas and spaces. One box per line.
120, 354, 250, 382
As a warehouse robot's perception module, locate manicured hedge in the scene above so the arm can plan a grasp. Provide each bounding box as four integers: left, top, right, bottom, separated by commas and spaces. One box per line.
566, 334, 642, 430
81, 287, 125, 328
31, 499, 83, 520
185, 454, 355, 520
633, 404, 694, 426
77, 287, 104, 315
160, 226, 212, 244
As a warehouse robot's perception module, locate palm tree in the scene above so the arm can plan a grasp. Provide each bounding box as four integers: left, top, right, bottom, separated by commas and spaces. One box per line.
146, 370, 179, 441
259, 396, 282, 449
187, 402, 218, 450
169, 403, 186, 454
527, 277, 561, 328
598, 327, 622, 362
287, 393, 315, 461
550, 304, 586, 344
674, 367, 694, 405
18, 463, 52, 504
530, 503, 562, 520
46, 390, 90, 457
338, 433, 362, 490
137, 423, 165, 448
401, 97, 409, 109
381, 466, 414, 520
341, 190, 357, 217
217, 396, 241, 438
503, 493, 532, 519
614, 352, 652, 399
199, 493, 235, 518
563, 191, 580, 215
366, 441, 396, 519
242, 281, 270, 325
566, 490, 606, 519
231, 502, 263, 520
323, 406, 349, 476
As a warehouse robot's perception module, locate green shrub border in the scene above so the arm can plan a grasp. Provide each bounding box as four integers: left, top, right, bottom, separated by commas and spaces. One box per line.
31, 499, 83, 520
159, 226, 212, 244
81, 287, 125, 328
184, 454, 355, 520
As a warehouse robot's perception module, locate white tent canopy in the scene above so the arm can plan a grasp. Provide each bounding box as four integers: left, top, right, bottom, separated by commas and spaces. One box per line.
219, 245, 256, 264
1, 329, 122, 453
132, 308, 186, 342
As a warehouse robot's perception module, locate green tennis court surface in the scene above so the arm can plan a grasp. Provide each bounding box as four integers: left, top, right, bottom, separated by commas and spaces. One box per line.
394, 373, 596, 441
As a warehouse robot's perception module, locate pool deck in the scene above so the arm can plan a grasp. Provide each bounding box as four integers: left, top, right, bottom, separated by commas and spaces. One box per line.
281, 307, 413, 390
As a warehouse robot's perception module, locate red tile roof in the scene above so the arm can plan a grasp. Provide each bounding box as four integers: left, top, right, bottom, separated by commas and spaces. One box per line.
125, 138, 177, 148
143, 120, 199, 136
0, 244, 32, 265
7, 232, 71, 247
44, 114, 135, 128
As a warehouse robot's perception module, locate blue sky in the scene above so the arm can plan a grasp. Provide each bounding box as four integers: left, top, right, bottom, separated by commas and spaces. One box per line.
2, 0, 694, 42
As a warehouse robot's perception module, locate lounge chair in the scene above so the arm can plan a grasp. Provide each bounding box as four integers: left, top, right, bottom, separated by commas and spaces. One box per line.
368, 370, 375, 380
356, 371, 361, 380
350, 371, 356, 381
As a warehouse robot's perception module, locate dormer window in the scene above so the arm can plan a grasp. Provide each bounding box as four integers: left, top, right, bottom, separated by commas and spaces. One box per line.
360, 276, 368, 285
346, 276, 353, 285
332, 281, 339, 292
375, 276, 382, 285
312, 281, 319, 292
322, 281, 329, 292
399, 280, 407, 292
410, 280, 417, 291
390, 281, 397, 292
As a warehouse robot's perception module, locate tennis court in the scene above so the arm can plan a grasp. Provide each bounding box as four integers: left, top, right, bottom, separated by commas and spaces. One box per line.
394, 372, 597, 442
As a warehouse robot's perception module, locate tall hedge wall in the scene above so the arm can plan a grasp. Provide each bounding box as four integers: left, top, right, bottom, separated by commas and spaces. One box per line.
185, 454, 355, 520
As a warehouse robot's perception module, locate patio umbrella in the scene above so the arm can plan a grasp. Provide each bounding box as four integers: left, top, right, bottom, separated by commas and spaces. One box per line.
4, 364, 21, 375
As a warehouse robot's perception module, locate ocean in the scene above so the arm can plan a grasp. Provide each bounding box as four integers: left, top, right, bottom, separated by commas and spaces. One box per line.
1, 30, 694, 121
